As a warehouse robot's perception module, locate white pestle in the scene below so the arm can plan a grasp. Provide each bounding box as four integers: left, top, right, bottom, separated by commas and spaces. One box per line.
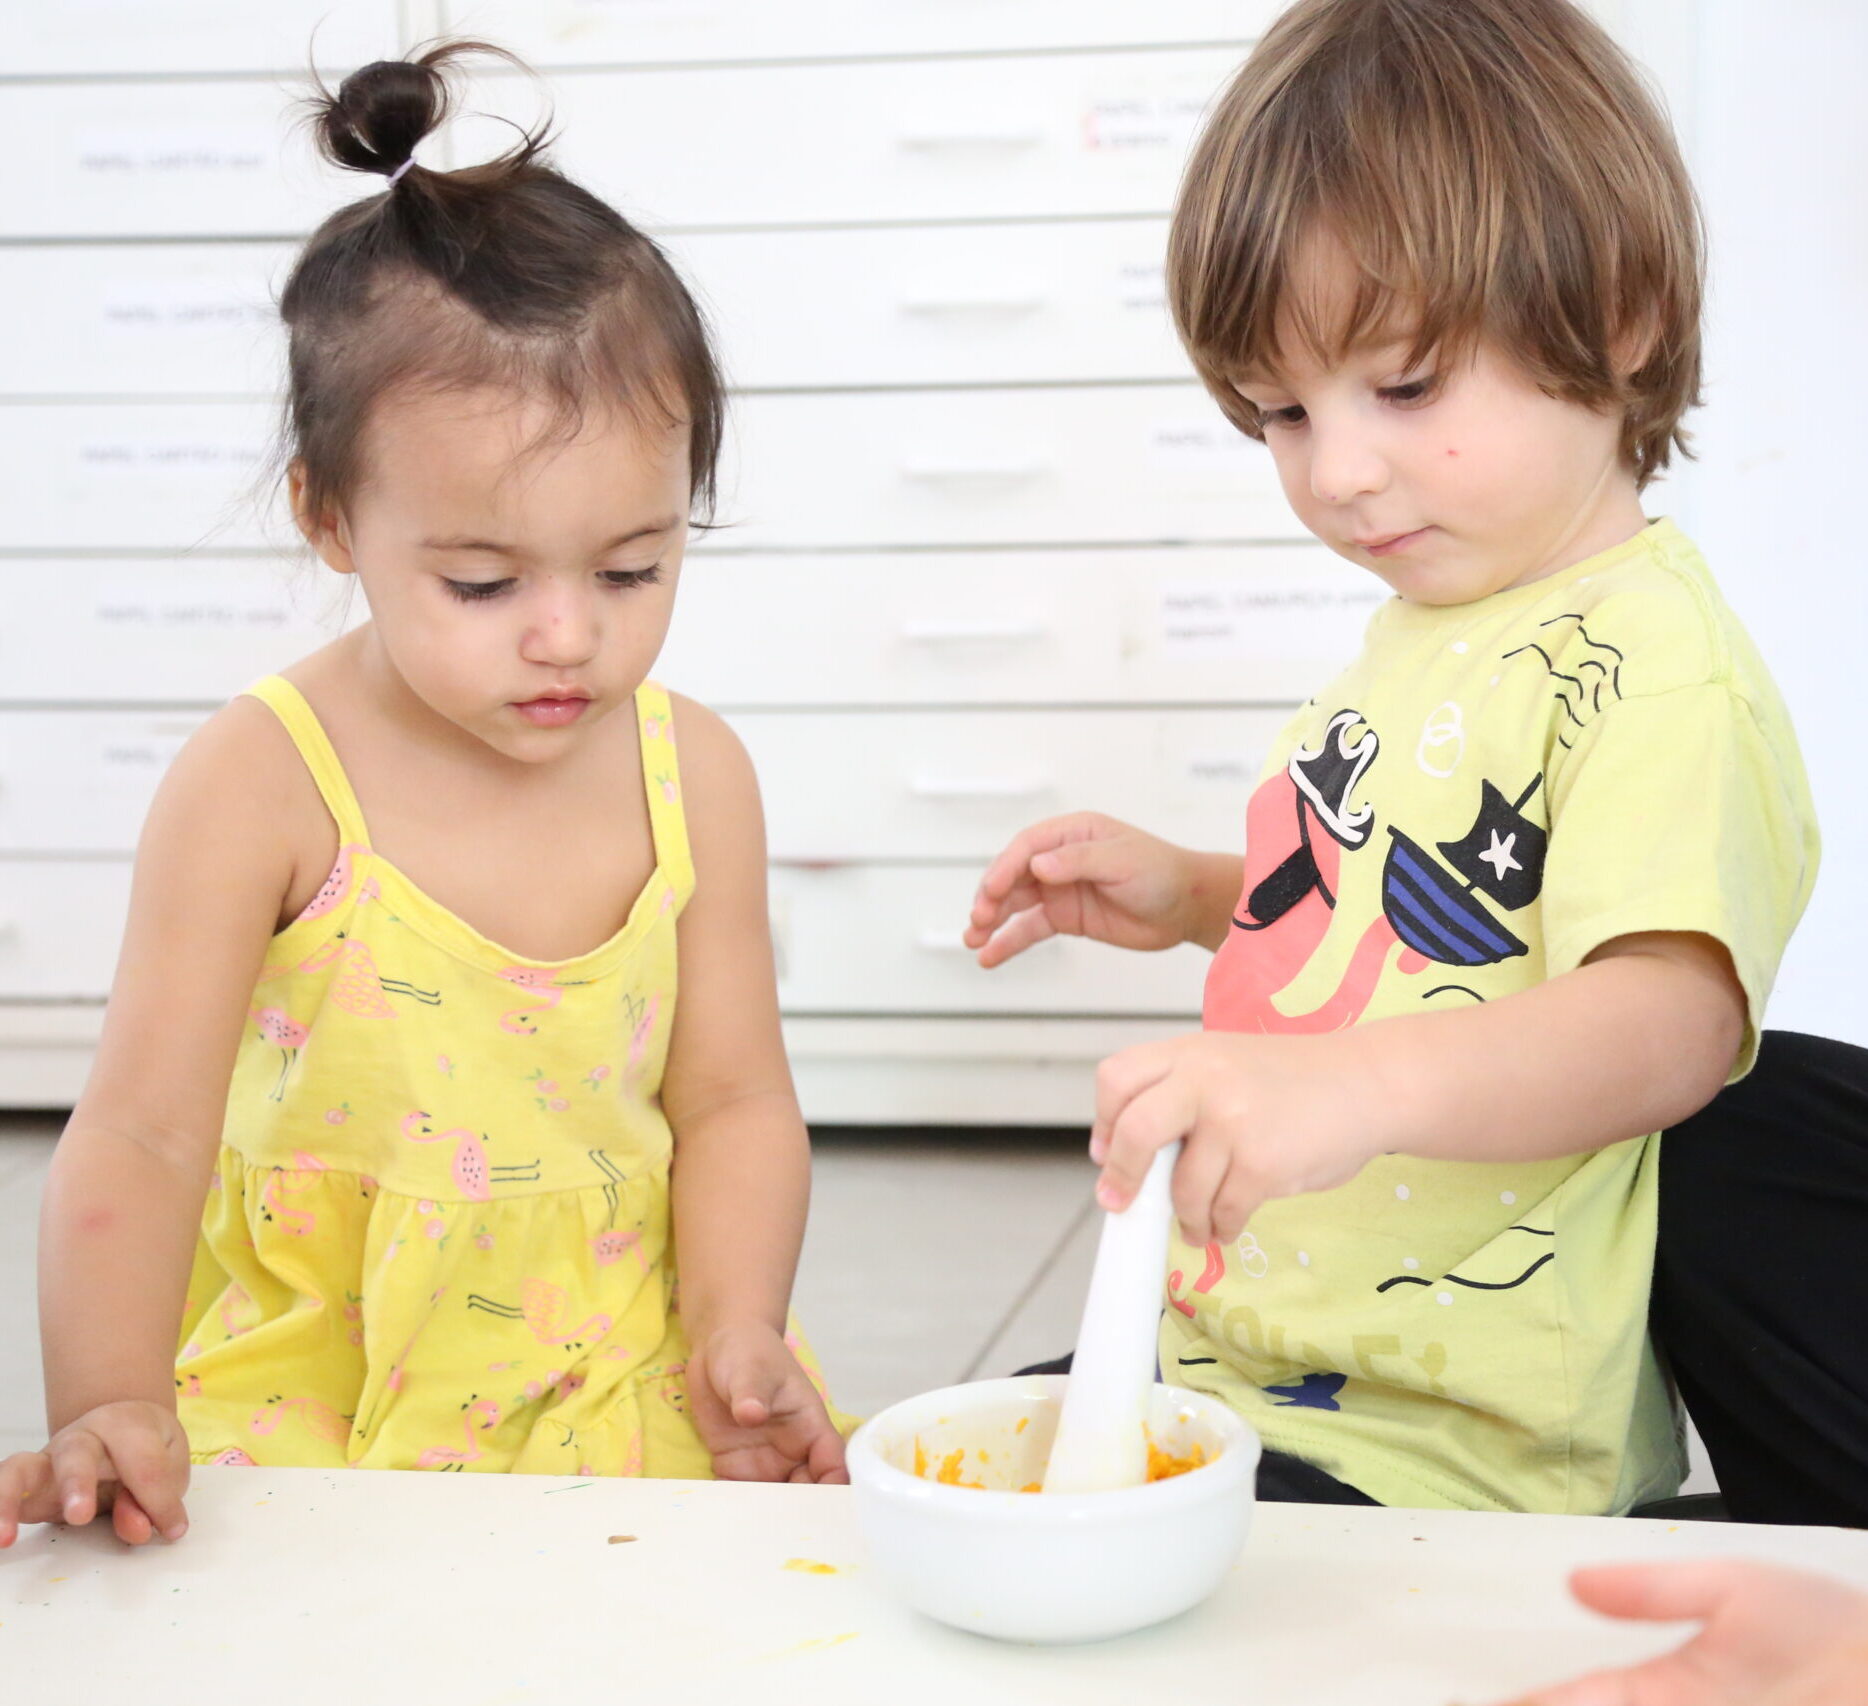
1042, 1140, 1183, 1495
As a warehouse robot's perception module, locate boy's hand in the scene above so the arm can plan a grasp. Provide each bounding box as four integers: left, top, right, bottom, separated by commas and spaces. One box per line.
1500, 1560, 1868, 1705
688, 1321, 849, 1486
1091, 1031, 1389, 1244
964, 813, 1209, 966
0, 1400, 191, 1548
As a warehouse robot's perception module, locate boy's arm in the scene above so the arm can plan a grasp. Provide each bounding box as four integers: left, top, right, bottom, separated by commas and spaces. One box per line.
1091, 930, 1745, 1244
660, 697, 844, 1484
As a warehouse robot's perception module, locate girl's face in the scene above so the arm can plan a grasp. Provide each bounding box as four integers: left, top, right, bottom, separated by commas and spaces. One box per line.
298, 386, 690, 762
1231, 241, 1647, 606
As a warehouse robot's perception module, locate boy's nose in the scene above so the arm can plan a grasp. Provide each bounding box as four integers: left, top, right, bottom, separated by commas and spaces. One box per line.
1306, 422, 1388, 507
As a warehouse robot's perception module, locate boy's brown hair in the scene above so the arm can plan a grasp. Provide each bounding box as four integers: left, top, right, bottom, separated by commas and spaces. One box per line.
1169, 0, 1703, 488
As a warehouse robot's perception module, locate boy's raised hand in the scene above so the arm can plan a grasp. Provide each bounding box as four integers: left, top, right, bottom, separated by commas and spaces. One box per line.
688, 1320, 849, 1486
0, 1400, 191, 1549
964, 812, 1210, 967
1091, 1031, 1384, 1244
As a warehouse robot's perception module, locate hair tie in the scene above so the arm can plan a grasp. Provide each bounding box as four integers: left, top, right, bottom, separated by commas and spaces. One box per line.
385, 157, 416, 188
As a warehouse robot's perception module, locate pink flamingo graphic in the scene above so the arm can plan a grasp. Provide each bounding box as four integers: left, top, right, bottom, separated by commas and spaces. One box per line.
496, 965, 567, 1035
624, 993, 662, 1085
251, 1007, 310, 1100
261, 1150, 329, 1236
467, 1278, 611, 1348
218, 1282, 253, 1340
415, 1397, 502, 1470
296, 935, 439, 1020
208, 1448, 257, 1467
295, 843, 368, 923
250, 1395, 351, 1446
401, 1110, 490, 1201
591, 1228, 650, 1272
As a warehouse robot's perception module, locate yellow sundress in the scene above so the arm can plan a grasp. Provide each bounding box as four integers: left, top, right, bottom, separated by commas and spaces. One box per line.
175, 675, 844, 1477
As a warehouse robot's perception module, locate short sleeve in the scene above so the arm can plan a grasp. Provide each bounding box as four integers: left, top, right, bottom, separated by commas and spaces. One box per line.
1540, 683, 1819, 1077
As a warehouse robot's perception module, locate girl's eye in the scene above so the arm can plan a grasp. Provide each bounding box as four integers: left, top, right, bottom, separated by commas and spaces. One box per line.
600, 565, 664, 590
442, 578, 515, 602
1381, 375, 1440, 406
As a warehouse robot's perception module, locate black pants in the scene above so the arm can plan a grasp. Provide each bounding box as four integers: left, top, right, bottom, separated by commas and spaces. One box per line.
1655, 1030, 1868, 1527
1021, 1032, 1868, 1522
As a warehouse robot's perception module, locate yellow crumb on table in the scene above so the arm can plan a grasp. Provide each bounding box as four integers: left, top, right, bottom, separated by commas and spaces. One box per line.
783, 1558, 840, 1575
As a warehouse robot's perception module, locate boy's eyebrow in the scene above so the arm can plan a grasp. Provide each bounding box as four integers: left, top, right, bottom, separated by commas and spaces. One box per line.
419, 520, 679, 555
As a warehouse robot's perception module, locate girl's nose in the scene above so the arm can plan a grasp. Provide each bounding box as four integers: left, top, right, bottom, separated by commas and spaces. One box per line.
520, 588, 601, 668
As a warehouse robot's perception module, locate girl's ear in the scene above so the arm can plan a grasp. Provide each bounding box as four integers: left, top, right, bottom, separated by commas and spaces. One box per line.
288, 461, 357, 576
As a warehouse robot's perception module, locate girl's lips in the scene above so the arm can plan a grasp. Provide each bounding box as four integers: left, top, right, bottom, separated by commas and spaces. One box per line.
512, 697, 590, 727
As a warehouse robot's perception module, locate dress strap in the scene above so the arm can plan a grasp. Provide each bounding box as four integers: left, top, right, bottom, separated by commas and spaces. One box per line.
636, 682, 694, 909
241, 675, 373, 847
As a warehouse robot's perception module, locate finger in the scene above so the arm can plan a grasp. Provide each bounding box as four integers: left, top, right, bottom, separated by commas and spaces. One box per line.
49, 1431, 110, 1528
0, 1452, 54, 1546
1090, 1041, 1179, 1174
703, 1342, 785, 1430
975, 906, 1058, 969
1027, 837, 1135, 892
114, 1437, 190, 1543
1169, 1136, 1232, 1247
966, 867, 1047, 941
972, 822, 1075, 912
1568, 1560, 1747, 1625
112, 1489, 155, 1547
1097, 1075, 1194, 1212
806, 1419, 850, 1485
1209, 1154, 1267, 1247
1495, 1668, 1640, 1706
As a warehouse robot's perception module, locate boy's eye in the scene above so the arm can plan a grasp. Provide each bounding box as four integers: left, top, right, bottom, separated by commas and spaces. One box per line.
1260, 404, 1307, 429
442, 577, 515, 602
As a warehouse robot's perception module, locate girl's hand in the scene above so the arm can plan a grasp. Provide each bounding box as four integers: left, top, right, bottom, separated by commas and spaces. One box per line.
964, 813, 1213, 966
687, 1321, 849, 1486
1501, 1560, 1868, 1705
1091, 1031, 1389, 1244
0, 1400, 191, 1548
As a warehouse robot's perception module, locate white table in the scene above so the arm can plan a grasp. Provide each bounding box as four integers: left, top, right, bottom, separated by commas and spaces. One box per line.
5, 1466, 1866, 1705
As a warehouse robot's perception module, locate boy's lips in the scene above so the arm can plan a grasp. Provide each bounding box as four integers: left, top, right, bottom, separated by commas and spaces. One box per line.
1355, 527, 1433, 556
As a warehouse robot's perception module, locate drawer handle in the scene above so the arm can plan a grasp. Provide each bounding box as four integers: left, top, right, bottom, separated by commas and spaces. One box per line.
897, 129, 1044, 152
908, 775, 1053, 800
899, 618, 1046, 644
900, 459, 1047, 483
899, 292, 1046, 316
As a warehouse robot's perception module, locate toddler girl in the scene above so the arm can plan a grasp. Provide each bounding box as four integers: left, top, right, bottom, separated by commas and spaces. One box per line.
0, 42, 847, 1549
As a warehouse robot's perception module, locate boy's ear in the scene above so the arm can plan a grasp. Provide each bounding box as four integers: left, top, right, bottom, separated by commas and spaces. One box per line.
287, 461, 357, 576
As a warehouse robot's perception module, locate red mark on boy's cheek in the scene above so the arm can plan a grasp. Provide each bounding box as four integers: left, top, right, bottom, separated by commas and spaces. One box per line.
1446, 447, 1459, 456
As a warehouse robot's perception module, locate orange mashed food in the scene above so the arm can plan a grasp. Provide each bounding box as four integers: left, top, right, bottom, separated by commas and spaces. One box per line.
910, 1428, 1209, 1492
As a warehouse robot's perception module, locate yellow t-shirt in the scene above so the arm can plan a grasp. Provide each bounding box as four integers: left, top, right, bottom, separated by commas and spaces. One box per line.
1163, 517, 1818, 1513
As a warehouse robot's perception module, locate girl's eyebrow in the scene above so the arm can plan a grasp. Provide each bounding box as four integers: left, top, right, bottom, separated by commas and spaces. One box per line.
419, 520, 680, 555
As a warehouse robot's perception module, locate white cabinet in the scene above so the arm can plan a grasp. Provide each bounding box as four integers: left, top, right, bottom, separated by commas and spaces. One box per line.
6, 0, 400, 76
442, 0, 1268, 64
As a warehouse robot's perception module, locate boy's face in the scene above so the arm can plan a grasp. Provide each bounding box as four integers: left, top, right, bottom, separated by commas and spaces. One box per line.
1231, 243, 1647, 606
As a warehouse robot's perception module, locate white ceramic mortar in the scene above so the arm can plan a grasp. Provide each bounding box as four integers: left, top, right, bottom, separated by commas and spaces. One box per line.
847, 1373, 1260, 1643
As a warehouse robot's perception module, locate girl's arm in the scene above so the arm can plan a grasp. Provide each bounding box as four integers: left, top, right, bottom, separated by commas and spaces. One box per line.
660, 697, 844, 1484
1, 701, 301, 1546
1089, 931, 1747, 1244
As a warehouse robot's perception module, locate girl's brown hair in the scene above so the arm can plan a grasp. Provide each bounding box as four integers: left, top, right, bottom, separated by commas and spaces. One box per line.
1169, 0, 1703, 487
282, 41, 724, 526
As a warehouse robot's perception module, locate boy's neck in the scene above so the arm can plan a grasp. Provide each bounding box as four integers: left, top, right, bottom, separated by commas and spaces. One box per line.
1500, 473, 1651, 597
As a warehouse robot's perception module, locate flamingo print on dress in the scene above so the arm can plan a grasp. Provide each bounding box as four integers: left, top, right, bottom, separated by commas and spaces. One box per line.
298, 935, 441, 1019
495, 965, 577, 1035
260, 1150, 329, 1235
415, 1396, 502, 1470
250, 1395, 351, 1447
623, 992, 662, 1088
467, 1278, 611, 1350
251, 1007, 310, 1100
295, 843, 369, 922
400, 1111, 542, 1199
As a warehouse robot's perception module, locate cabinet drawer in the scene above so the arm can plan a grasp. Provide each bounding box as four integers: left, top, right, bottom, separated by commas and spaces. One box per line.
663, 546, 1379, 706
0, 562, 353, 705
771, 863, 1205, 1016
1, 389, 1294, 552
5, 0, 399, 77
442, 0, 1264, 64
0, 714, 209, 853
0, 402, 286, 551
465, 48, 1240, 230
0, 245, 291, 398
723, 384, 1297, 548
3, 82, 357, 240
734, 708, 1278, 861
0, 860, 130, 999
671, 219, 1180, 389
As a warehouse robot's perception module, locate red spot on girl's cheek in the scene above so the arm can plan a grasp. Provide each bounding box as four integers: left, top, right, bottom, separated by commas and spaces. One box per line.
1446, 447, 1458, 456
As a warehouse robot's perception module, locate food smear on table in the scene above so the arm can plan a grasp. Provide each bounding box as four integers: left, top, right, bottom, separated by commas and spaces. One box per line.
783, 1558, 840, 1575
910, 1426, 1209, 1492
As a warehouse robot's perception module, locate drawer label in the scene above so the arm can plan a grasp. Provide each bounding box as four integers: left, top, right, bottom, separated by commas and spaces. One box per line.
73, 127, 275, 178
102, 277, 275, 334
1158, 575, 1385, 660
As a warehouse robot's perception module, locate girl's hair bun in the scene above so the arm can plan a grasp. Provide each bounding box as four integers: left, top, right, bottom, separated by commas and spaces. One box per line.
310, 40, 530, 183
